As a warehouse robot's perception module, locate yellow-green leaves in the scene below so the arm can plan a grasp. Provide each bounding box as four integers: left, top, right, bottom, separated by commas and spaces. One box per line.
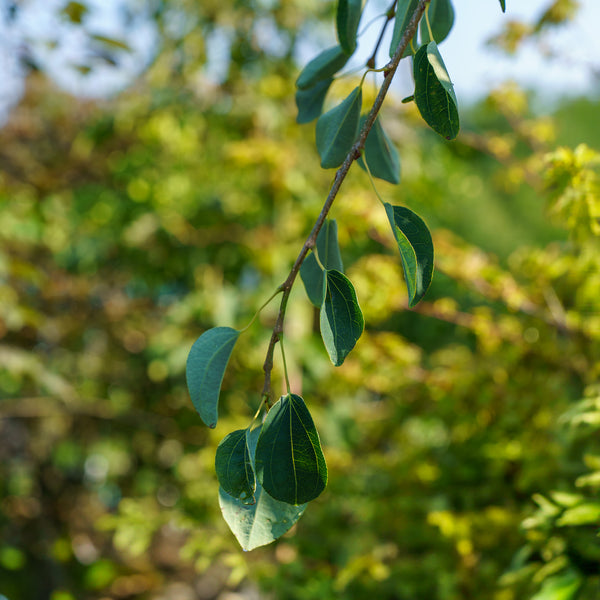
255, 394, 328, 505
316, 86, 362, 168
296, 46, 348, 90
389, 0, 419, 58
296, 78, 333, 124
301, 219, 344, 306
531, 570, 582, 600
219, 426, 307, 551
413, 42, 459, 140
215, 429, 255, 504
420, 0, 455, 45
384, 203, 434, 307
358, 116, 401, 184
336, 0, 362, 55
320, 269, 364, 366
185, 327, 239, 428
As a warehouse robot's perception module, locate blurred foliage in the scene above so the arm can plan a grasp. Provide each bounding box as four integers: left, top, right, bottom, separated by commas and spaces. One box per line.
0, 1, 599, 599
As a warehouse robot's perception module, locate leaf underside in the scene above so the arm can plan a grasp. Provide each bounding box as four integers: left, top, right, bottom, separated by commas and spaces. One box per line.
389, 0, 419, 58
296, 78, 333, 124
384, 203, 434, 307
316, 86, 362, 169
296, 45, 348, 90
185, 326, 239, 428
300, 219, 344, 307
420, 0, 455, 45
358, 116, 401, 184
336, 0, 362, 55
219, 426, 307, 551
320, 269, 364, 366
215, 429, 256, 503
255, 394, 328, 505
413, 41, 459, 140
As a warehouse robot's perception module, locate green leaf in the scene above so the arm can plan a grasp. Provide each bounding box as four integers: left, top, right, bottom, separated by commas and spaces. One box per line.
320, 270, 364, 366
337, 0, 362, 55
389, 0, 419, 58
219, 426, 307, 551
215, 429, 256, 504
185, 327, 239, 428
255, 394, 327, 505
499, 0, 506, 13
384, 203, 434, 307
531, 570, 582, 600
296, 78, 333, 124
413, 41, 459, 140
296, 46, 348, 90
357, 116, 401, 184
556, 502, 600, 526
420, 0, 455, 45
316, 86, 362, 169
300, 219, 344, 307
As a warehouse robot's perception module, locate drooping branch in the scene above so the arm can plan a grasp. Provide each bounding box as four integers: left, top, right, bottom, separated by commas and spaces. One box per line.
261, 0, 431, 405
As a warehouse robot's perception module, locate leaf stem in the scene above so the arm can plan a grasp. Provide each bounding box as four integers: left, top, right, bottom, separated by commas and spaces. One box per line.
239, 288, 283, 333
425, 3, 434, 41
362, 155, 386, 207
261, 0, 431, 406
279, 335, 292, 395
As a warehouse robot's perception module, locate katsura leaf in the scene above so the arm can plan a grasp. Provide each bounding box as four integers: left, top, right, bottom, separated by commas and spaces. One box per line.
255, 394, 327, 505
300, 219, 344, 307
296, 45, 348, 90
296, 78, 333, 124
389, 0, 419, 58
357, 116, 401, 184
413, 41, 459, 140
215, 429, 255, 504
420, 0, 455, 45
384, 203, 434, 307
336, 0, 362, 55
219, 426, 307, 551
320, 269, 364, 366
316, 86, 362, 169
186, 327, 239, 428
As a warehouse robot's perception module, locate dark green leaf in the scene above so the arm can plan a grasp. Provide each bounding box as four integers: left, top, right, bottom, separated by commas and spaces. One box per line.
420, 0, 455, 45
531, 570, 582, 600
300, 219, 344, 307
296, 78, 333, 124
389, 0, 419, 58
384, 203, 434, 307
358, 116, 401, 184
337, 0, 362, 55
320, 269, 364, 366
413, 41, 459, 140
499, 0, 506, 13
316, 86, 362, 169
215, 429, 255, 504
219, 426, 307, 551
255, 394, 327, 505
296, 46, 348, 90
185, 327, 239, 428
402, 95, 415, 103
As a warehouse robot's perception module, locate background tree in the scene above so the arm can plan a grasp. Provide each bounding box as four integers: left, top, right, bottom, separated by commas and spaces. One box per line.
0, 1, 598, 599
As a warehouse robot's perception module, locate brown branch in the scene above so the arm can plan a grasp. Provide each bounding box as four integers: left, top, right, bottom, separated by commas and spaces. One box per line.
260, 0, 431, 406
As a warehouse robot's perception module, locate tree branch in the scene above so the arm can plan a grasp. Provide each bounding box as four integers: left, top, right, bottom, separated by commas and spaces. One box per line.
261, 0, 430, 406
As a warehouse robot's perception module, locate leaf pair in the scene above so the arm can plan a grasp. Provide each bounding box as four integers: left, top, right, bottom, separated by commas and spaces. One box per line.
301, 220, 364, 366
219, 394, 327, 551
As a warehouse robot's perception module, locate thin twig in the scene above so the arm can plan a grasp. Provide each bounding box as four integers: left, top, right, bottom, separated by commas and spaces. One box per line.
261, 0, 431, 406
366, 0, 398, 69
